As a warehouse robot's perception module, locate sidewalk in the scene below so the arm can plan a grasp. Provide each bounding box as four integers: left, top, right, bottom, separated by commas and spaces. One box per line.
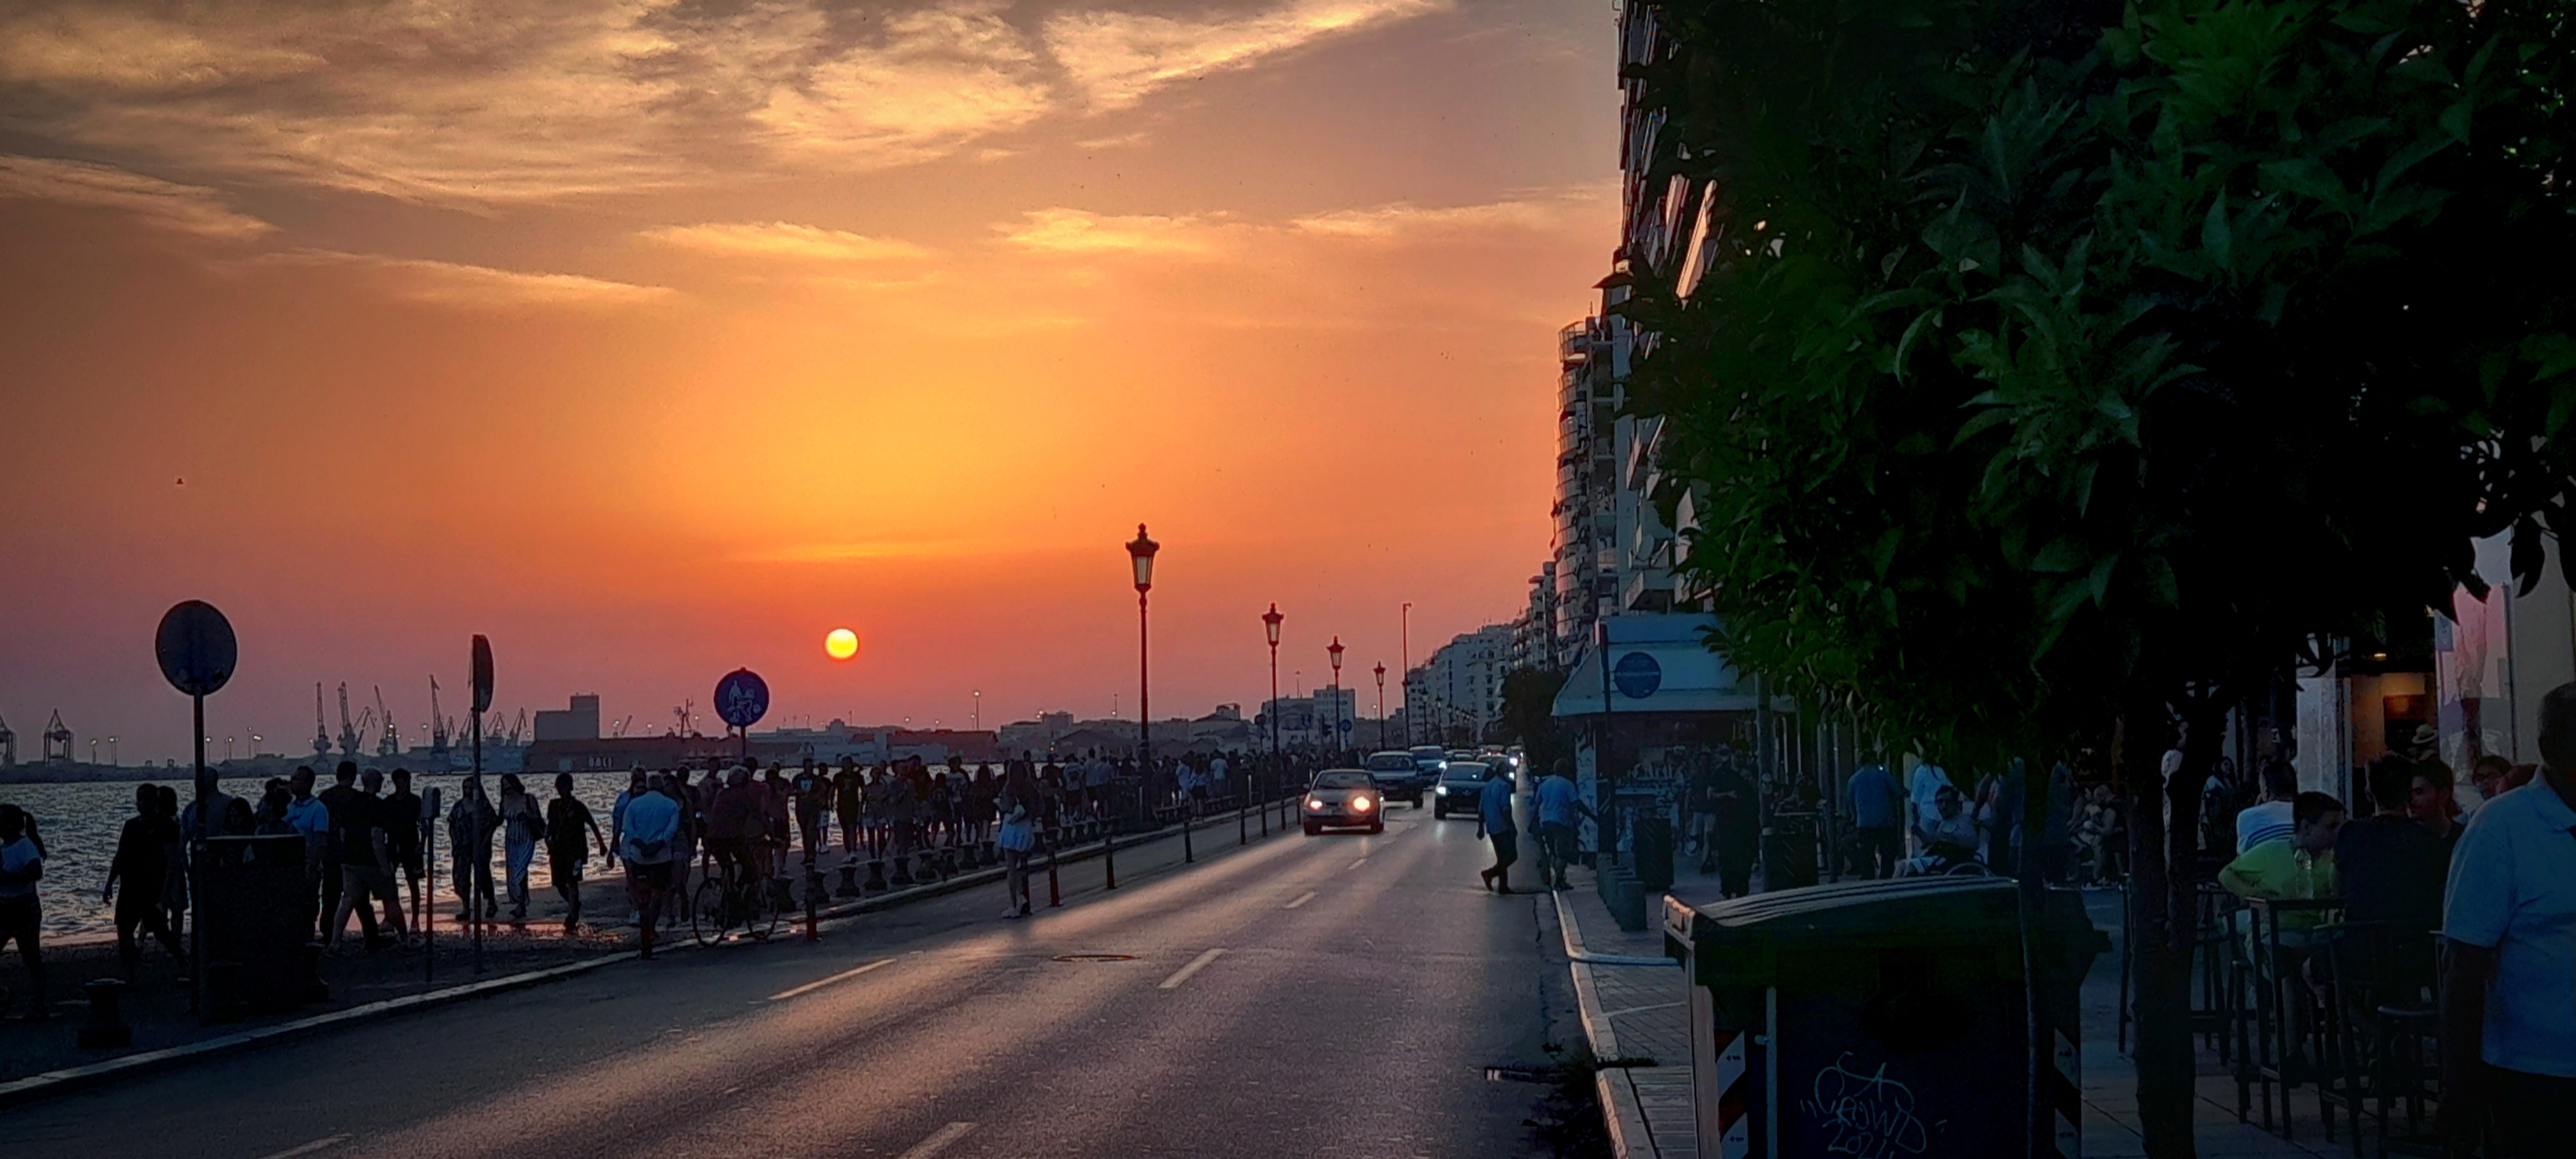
1553, 869, 2362, 1158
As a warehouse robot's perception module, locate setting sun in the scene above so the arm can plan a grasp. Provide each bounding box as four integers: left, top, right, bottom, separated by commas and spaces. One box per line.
824, 628, 859, 661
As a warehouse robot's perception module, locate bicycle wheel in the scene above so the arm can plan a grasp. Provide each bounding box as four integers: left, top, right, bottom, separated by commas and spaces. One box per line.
747, 875, 784, 940
690, 875, 728, 947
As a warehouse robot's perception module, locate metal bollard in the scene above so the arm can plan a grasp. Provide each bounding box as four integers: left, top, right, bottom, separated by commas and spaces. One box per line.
804, 871, 823, 943
1045, 828, 1062, 907
78, 979, 132, 1048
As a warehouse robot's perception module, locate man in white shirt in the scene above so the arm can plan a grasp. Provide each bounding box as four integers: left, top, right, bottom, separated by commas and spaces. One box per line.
0, 804, 46, 1017
2234, 761, 2299, 853
620, 776, 683, 959
1905, 761, 1952, 855
2442, 681, 2576, 1155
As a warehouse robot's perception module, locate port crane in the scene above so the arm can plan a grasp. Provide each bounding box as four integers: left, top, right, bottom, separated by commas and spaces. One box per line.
312, 684, 333, 758
336, 684, 363, 758
429, 676, 453, 764
373, 686, 397, 758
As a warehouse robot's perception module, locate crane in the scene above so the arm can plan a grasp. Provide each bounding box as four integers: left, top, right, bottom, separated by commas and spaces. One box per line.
312, 684, 333, 758
673, 700, 696, 738
610, 714, 633, 738
337, 684, 362, 757
353, 706, 377, 758
429, 676, 451, 760
373, 685, 397, 757
507, 709, 527, 746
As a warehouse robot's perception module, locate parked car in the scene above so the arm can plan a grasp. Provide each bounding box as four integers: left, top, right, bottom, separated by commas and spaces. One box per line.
1303, 769, 1383, 834
1362, 751, 1426, 806
1431, 758, 1497, 820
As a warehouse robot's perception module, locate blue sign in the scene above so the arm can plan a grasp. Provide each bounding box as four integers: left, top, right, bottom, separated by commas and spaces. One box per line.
155, 600, 237, 697
1612, 651, 1662, 700
714, 668, 769, 729
1339, 719, 1353, 733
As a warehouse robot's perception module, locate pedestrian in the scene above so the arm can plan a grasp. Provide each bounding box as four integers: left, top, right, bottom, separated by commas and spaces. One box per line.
448, 775, 499, 921
0, 805, 46, 1019
1845, 762, 1904, 879
328, 769, 406, 949
385, 768, 427, 928
104, 784, 185, 978
1532, 759, 1590, 891
2441, 681, 2576, 1157
997, 762, 1040, 918
315, 760, 368, 939
543, 773, 606, 932
154, 785, 187, 945
668, 767, 700, 929
1905, 759, 1952, 856
620, 774, 681, 959
793, 761, 828, 867
835, 758, 864, 856
497, 773, 543, 922
609, 767, 644, 867
1476, 762, 1518, 894
1712, 753, 1759, 898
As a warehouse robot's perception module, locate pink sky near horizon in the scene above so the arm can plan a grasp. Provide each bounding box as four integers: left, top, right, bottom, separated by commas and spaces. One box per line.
0, 0, 1616, 764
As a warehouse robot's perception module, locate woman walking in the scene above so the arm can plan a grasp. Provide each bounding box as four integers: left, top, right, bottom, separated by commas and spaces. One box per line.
447, 776, 498, 922
496, 774, 543, 923
997, 762, 1039, 918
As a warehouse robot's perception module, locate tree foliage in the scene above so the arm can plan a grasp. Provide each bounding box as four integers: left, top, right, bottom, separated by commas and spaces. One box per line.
1629, 0, 2576, 766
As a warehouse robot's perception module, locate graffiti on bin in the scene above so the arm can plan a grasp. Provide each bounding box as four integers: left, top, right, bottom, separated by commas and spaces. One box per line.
1799, 1053, 1932, 1158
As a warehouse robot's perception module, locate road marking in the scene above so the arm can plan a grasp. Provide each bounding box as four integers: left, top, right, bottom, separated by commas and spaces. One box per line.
1285, 891, 1316, 909
768, 957, 895, 1001
895, 1122, 978, 1159
255, 1137, 350, 1159
1347, 857, 1368, 870
1159, 947, 1227, 989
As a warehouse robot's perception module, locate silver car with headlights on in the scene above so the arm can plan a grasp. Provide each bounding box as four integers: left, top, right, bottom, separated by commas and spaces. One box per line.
1302, 769, 1384, 834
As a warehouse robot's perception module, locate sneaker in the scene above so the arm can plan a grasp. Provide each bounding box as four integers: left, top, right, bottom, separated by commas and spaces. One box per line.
1002, 907, 1024, 920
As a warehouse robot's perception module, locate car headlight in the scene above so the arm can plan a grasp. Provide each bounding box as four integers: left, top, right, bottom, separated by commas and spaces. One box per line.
1352, 796, 1374, 811
1435, 786, 1449, 796
1306, 798, 1324, 810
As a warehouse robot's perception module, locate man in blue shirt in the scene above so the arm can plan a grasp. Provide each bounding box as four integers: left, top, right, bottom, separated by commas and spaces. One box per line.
2442, 681, 2576, 1156
1847, 763, 1904, 878
1477, 764, 1519, 895
1534, 759, 1594, 892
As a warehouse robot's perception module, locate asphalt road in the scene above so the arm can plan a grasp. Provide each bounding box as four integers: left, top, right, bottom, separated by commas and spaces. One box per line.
13, 803, 1582, 1159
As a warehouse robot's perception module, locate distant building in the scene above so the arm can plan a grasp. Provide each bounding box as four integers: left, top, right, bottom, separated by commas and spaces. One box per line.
1407, 625, 1511, 744
532, 695, 601, 742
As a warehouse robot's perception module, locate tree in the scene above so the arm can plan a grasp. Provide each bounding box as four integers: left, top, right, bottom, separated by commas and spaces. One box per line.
1624, 1, 2576, 1152
1496, 666, 1571, 773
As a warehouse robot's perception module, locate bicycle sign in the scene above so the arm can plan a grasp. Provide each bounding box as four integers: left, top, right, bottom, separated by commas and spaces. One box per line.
714, 668, 769, 729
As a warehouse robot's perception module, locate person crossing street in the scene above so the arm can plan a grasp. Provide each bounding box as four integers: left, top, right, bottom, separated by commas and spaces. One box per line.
1476, 762, 1518, 895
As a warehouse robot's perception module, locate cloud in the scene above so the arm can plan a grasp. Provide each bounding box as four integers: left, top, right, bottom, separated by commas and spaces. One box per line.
999, 207, 1232, 254
0, 154, 272, 239
1044, 0, 1444, 109
1290, 186, 1609, 239
642, 221, 931, 262
257, 250, 675, 310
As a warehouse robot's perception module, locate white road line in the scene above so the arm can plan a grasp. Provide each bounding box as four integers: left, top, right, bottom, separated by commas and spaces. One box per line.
1159, 947, 1227, 989
894, 1122, 978, 1159
769, 958, 895, 1002
255, 1137, 350, 1159
1284, 891, 1316, 909
1348, 857, 1368, 870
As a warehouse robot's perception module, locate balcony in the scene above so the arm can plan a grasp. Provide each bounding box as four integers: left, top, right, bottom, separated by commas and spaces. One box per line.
1622, 565, 1675, 615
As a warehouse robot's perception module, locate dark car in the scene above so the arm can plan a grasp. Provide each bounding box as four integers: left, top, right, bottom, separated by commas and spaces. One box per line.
1431, 758, 1497, 820
1363, 751, 1426, 806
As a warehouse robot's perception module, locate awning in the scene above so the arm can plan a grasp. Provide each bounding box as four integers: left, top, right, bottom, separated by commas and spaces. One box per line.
1552, 613, 1761, 717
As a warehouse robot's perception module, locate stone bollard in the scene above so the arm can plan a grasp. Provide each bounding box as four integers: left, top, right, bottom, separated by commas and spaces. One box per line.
936, 848, 959, 877
78, 979, 132, 1048
890, 854, 916, 888
865, 858, 889, 893
835, 862, 863, 898
302, 941, 330, 1003
978, 840, 998, 867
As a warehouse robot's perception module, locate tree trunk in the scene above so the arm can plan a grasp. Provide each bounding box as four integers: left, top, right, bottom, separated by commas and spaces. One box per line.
2123, 704, 2199, 1158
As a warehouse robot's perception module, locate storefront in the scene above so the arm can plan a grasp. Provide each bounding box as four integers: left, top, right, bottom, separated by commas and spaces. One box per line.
1551, 613, 1766, 857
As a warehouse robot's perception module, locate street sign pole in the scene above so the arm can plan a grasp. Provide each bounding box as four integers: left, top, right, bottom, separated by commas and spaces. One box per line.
156, 601, 234, 1024
469, 635, 493, 979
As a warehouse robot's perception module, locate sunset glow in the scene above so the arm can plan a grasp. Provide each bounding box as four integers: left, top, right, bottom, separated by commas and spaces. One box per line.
825, 629, 861, 662
0, 0, 1613, 761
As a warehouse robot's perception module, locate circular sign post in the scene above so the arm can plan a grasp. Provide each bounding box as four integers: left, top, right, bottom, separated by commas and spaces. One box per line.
715, 668, 770, 760
155, 599, 234, 1022
1612, 652, 1664, 700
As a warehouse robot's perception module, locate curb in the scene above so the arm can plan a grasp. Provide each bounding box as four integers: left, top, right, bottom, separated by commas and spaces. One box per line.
0, 807, 1287, 1111
0, 950, 635, 1111
1549, 876, 1670, 1159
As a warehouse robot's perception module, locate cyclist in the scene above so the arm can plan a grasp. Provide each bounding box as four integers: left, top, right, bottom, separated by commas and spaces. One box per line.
705, 767, 766, 911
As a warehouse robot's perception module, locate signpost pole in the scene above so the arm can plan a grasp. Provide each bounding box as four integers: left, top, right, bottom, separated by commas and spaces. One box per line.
190, 692, 207, 1017
156, 601, 234, 1025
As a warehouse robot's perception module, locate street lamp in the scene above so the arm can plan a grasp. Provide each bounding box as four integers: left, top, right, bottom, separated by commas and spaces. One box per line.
1373, 662, 1387, 750
1328, 637, 1345, 756
1262, 604, 1283, 758
1122, 522, 1160, 881
1400, 602, 1412, 746
973, 690, 981, 732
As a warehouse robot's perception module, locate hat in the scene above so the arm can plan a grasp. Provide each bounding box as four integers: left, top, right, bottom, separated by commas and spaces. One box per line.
2410, 724, 2439, 748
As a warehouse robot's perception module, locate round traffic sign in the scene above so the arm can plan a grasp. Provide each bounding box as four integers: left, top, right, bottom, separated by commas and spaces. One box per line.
1612, 651, 1662, 700
714, 668, 770, 729
470, 634, 495, 713
155, 600, 237, 697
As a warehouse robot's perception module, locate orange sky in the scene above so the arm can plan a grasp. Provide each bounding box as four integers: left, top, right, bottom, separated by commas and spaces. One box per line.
0, 0, 1616, 762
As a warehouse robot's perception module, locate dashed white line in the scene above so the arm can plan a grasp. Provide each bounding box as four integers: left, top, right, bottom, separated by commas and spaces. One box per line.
1284, 891, 1316, 910
1348, 857, 1369, 870
1159, 947, 1228, 989
255, 1137, 350, 1159
895, 1122, 978, 1159
769, 957, 895, 1002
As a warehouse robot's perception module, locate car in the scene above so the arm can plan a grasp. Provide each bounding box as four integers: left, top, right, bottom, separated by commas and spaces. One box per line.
1408, 744, 1449, 781
1431, 758, 1497, 820
1362, 751, 1426, 806
1302, 769, 1384, 834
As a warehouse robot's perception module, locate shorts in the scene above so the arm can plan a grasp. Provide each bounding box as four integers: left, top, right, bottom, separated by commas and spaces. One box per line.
626, 861, 672, 892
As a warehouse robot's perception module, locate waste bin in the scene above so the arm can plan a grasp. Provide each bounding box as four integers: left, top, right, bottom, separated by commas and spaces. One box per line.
199, 834, 319, 1012
1662, 877, 2108, 1159
1632, 813, 1675, 892
1762, 810, 1818, 890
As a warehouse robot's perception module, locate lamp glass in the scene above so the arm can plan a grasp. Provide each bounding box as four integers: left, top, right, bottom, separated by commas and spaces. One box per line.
1127, 523, 1158, 590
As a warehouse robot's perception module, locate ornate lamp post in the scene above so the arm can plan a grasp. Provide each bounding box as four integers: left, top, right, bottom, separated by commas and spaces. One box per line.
1373, 662, 1387, 750
1327, 637, 1345, 757
1262, 603, 1282, 834
1121, 523, 1159, 882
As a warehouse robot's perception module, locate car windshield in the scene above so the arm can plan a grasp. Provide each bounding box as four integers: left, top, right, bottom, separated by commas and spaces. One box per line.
1410, 747, 1445, 759
1444, 763, 1490, 778
1364, 754, 1415, 772
1311, 772, 1373, 790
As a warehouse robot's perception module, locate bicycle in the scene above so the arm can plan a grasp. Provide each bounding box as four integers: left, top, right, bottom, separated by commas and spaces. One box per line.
690, 845, 781, 946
